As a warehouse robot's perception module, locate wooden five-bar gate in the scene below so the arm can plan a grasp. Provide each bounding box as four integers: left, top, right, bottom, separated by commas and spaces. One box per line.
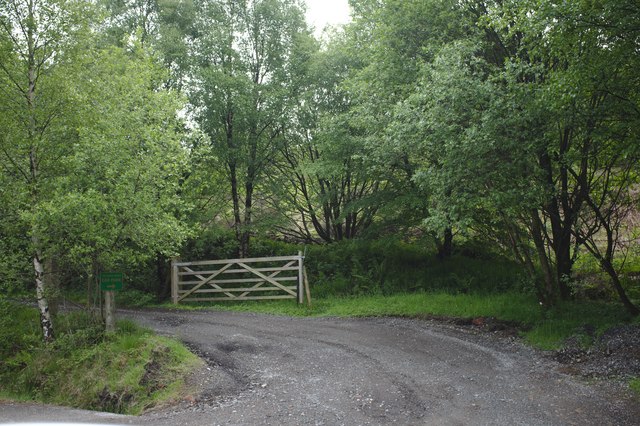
171, 252, 310, 305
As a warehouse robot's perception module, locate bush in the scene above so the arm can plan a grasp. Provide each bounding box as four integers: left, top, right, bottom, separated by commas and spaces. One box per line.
0, 299, 41, 369
301, 238, 527, 297
181, 227, 238, 261
116, 289, 156, 307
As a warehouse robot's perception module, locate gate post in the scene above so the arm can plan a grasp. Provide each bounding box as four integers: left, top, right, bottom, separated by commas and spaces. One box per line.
171, 257, 179, 304
297, 251, 304, 304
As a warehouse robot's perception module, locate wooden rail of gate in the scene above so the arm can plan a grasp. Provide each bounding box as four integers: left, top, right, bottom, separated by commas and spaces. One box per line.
171, 252, 310, 305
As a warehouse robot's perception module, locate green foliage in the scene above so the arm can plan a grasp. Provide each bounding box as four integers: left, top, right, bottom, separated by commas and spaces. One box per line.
313, 292, 542, 324
116, 289, 157, 308
181, 227, 239, 262
0, 0, 101, 315
0, 305, 201, 414
630, 378, 640, 396
35, 45, 191, 274
0, 0, 192, 337
523, 301, 634, 350
188, 0, 313, 255
268, 29, 387, 243
372, 0, 640, 310
0, 178, 31, 295
0, 300, 41, 368
303, 238, 527, 297
571, 249, 640, 303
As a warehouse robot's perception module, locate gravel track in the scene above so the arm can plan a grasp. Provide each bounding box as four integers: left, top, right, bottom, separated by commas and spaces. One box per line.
1, 308, 638, 425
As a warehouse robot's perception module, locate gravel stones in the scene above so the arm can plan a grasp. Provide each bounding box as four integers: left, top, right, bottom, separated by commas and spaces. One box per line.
555, 324, 640, 379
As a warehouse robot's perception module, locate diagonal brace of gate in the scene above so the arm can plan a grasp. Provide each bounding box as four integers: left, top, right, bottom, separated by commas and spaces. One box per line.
236, 262, 297, 296
177, 262, 235, 302
236, 260, 297, 298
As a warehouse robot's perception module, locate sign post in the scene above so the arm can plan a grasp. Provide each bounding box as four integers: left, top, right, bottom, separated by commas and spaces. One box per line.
100, 272, 123, 333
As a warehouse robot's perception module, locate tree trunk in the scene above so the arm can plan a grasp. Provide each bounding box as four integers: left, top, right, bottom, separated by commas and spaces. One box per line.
239, 179, 254, 258
436, 228, 453, 260
506, 219, 545, 302
156, 254, 171, 301
34, 249, 54, 342
600, 259, 640, 317
529, 210, 556, 305
104, 291, 115, 333
545, 196, 573, 300
229, 160, 244, 256
539, 149, 573, 301
580, 212, 640, 317
554, 233, 573, 300
26, 2, 53, 342
45, 256, 60, 317
239, 232, 250, 258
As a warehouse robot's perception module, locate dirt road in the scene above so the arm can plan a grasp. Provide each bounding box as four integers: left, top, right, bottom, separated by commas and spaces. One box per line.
1, 308, 638, 425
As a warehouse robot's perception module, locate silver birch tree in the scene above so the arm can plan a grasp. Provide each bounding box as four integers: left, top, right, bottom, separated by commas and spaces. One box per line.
0, 0, 92, 341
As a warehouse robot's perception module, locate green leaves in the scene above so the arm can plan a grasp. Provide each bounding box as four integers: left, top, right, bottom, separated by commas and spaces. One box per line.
46, 46, 191, 270
0, 0, 191, 292
186, 0, 312, 253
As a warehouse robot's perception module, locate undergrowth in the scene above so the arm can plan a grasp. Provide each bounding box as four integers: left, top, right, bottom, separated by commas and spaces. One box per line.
0, 300, 201, 414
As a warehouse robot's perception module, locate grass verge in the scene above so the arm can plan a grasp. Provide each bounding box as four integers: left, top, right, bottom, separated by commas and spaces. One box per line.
0, 301, 202, 414
160, 292, 636, 350
630, 378, 640, 397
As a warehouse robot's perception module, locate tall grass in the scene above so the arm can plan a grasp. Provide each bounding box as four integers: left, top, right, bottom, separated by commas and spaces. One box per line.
0, 300, 201, 414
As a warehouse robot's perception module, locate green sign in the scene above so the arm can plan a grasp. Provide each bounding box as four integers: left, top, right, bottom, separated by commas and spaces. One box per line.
100, 272, 123, 291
